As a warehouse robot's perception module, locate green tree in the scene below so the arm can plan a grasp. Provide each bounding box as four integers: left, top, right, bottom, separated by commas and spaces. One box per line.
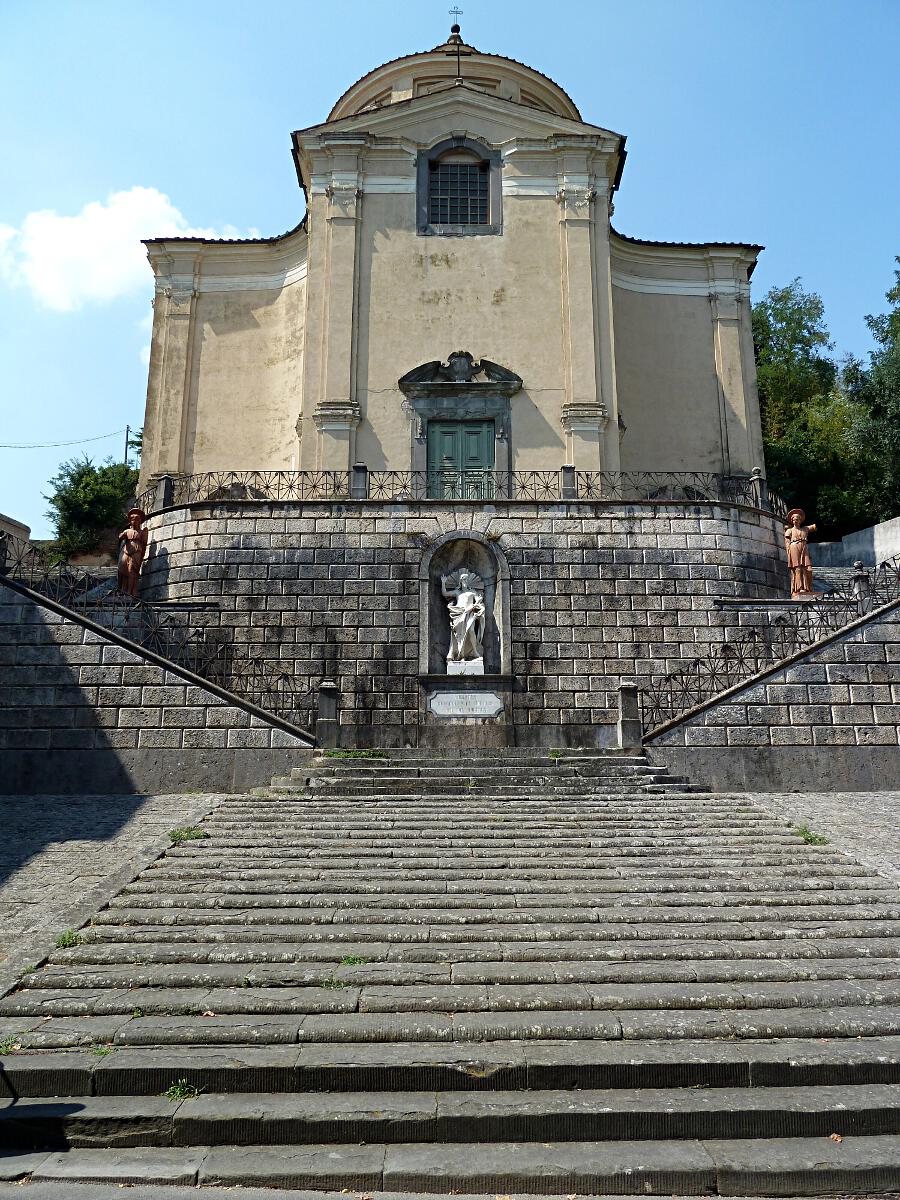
44, 456, 139, 558
752, 278, 836, 442
127, 426, 143, 468
844, 259, 900, 524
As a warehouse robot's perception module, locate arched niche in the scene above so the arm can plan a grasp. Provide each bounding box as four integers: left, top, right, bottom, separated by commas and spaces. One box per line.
419, 532, 511, 676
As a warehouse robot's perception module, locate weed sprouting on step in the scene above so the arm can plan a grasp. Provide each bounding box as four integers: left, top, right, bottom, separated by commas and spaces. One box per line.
322, 976, 348, 989
54, 930, 84, 949
548, 749, 563, 758
339, 955, 370, 966
321, 749, 388, 760
794, 822, 830, 845
92, 1044, 114, 1057
0, 1035, 23, 1055
131, 1008, 144, 1019
168, 826, 209, 844
163, 1079, 203, 1101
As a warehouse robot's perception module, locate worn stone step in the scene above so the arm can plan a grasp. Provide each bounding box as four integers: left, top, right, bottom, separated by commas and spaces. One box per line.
8, 1083, 892, 1151
91, 904, 900, 931
8, 978, 900, 1019
137, 871, 892, 896
70, 931, 900, 968
115, 886, 897, 910
21, 1134, 897, 1193
8, 1002, 899, 1049
47, 945, 900, 986
5, 1036, 899, 1097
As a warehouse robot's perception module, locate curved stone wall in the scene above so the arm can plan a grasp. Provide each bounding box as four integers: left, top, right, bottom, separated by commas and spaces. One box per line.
141, 500, 784, 747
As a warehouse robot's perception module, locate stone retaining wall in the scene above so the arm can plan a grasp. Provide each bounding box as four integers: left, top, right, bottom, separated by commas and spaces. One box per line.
0, 583, 312, 794
141, 500, 783, 746
647, 600, 900, 791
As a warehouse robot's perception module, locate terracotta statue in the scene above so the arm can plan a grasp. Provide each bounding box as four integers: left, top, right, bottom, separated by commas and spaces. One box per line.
117, 507, 148, 599
784, 507, 817, 598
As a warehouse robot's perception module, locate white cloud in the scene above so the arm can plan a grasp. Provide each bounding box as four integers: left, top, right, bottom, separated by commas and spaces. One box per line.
0, 187, 248, 312
137, 310, 153, 366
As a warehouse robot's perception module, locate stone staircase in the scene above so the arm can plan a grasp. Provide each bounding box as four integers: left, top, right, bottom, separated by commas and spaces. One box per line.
0, 749, 898, 1193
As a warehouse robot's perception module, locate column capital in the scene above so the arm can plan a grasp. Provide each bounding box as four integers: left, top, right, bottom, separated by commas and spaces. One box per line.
561, 401, 609, 433
313, 399, 362, 431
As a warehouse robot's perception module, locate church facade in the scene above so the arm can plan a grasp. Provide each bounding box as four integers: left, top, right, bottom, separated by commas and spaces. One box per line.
134, 29, 785, 749
139, 29, 764, 491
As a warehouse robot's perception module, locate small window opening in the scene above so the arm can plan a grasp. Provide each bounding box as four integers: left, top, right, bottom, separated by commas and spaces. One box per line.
428, 153, 489, 226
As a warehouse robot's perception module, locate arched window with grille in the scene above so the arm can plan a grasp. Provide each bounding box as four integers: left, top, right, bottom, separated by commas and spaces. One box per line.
417, 136, 501, 236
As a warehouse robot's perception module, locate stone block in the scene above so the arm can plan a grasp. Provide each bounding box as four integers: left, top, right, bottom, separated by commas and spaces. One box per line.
226, 728, 271, 748
727, 726, 771, 746
873, 704, 900, 725
811, 726, 856, 745
117, 707, 163, 728
807, 684, 850, 704
137, 727, 184, 748
182, 728, 229, 749
854, 725, 898, 745
770, 725, 814, 745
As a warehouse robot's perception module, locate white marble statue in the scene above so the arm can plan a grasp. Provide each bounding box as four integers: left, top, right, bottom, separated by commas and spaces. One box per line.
441, 568, 486, 674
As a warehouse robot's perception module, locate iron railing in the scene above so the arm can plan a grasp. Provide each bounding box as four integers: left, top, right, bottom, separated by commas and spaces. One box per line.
135, 468, 786, 516
0, 533, 314, 732
640, 555, 900, 732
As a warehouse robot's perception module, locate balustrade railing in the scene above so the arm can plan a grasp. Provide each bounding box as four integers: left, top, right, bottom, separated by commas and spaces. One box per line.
134, 468, 786, 516
639, 555, 900, 733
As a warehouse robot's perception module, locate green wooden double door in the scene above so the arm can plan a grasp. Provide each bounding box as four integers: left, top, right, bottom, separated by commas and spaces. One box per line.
426, 420, 495, 499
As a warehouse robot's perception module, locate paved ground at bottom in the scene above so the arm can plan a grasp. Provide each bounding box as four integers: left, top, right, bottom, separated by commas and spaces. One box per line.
0, 1187, 893, 1200
750, 791, 900, 883
0, 793, 219, 992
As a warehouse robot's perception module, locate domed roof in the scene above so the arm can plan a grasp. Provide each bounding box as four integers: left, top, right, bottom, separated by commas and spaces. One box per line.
327, 27, 582, 123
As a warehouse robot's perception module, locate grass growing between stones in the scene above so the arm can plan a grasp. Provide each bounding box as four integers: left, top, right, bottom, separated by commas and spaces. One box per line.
322, 976, 348, 989
339, 955, 370, 965
168, 826, 209, 844
322, 749, 388, 759
794, 822, 830, 845
54, 930, 84, 949
0, 1035, 23, 1055
92, 1045, 114, 1057
163, 1079, 203, 1101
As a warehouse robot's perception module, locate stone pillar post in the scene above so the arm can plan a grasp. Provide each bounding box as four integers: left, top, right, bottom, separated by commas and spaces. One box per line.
154, 474, 175, 511
616, 680, 643, 751
350, 463, 369, 500
316, 679, 340, 749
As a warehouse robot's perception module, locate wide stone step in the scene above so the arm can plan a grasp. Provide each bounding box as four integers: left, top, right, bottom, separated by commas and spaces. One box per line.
2, 1083, 898, 1150
5, 1036, 899, 1097
49, 944, 900, 981
5, 978, 900, 1017
137, 872, 891, 895
14, 1134, 900, 1193
5, 1004, 900, 1048
117, 888, 897, 912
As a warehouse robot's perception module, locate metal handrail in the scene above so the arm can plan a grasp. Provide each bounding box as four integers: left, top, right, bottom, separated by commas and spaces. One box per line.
0, 532, 315, 734
639, 555, 900, 734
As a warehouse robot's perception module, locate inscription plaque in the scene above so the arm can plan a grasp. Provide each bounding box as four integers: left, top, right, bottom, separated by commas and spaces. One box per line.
428, 691, 504, 718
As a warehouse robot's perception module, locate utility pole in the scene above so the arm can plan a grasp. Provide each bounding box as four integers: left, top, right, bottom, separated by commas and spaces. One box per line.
124, 424, 130, 466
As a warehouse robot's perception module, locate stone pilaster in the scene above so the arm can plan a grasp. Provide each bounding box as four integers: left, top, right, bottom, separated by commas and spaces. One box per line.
145, 259, 200, 477
707, 250, 758, 475
555, 151, 617, 472
301, 136, 368, 470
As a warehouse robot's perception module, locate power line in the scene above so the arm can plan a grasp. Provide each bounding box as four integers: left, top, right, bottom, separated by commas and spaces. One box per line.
0, 428, 128, 450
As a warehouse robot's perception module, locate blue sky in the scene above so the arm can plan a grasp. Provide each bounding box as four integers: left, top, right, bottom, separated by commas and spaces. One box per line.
1, 0, 898, 537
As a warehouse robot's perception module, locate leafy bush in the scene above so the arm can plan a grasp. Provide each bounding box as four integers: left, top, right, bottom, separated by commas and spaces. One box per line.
44, 456, 139, 558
